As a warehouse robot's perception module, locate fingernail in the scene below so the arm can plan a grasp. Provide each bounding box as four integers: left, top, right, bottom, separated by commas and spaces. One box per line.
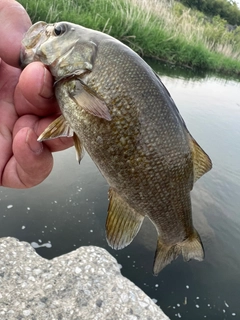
39, 67, 54, 99
26, 129, 43, 155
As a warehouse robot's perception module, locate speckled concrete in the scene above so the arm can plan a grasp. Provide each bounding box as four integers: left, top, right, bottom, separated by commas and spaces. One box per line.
0, 237, 169, 320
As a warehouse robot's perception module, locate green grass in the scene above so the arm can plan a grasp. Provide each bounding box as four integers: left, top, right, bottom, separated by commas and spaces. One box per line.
18, 0, 240, 75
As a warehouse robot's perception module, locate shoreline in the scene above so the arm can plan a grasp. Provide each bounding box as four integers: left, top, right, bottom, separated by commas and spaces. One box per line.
19, 0, 240, 76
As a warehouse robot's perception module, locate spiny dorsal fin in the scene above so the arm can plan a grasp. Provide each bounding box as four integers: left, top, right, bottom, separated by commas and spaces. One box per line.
37, 115, 84, 162
153, 228, 204, 275
106, 188, 144, 250
189, 134, 212, 183
69, 80, 112, 121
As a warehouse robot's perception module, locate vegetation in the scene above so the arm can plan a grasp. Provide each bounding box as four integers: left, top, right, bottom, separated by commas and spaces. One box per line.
18, 0, 240, 75
179, 0, 240, 25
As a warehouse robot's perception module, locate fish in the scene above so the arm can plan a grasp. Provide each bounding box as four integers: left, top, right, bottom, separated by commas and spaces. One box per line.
20, 21, 212, 275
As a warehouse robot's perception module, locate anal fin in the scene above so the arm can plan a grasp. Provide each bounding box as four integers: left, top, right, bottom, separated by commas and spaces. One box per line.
153, 228, 204, 275
106, 188, 144, 250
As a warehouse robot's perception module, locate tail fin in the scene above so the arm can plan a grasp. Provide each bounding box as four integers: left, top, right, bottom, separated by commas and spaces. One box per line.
153, 229, 204, 275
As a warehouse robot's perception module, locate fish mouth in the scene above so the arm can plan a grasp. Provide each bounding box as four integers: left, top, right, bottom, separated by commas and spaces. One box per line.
20, 45, 34, 69
20, 21, 49, 69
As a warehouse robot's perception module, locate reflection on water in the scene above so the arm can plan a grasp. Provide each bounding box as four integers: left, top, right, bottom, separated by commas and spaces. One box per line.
0, 65, 240, 319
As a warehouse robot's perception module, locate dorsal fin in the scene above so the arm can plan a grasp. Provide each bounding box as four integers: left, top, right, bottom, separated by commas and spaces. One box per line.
188, 134, 212, 183
106, 188, 144, 250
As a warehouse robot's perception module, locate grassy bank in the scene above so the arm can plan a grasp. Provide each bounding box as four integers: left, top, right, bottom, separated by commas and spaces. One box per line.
19, 0, 240, 75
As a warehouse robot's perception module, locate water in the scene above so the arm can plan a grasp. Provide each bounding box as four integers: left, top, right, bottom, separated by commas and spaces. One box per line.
1, 62, 240, 319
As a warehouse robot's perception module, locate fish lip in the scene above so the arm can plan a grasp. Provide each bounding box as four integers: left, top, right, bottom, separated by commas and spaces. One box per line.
19, 44, 29, 69
19, 44, 39, 69
20, 21, 49, 69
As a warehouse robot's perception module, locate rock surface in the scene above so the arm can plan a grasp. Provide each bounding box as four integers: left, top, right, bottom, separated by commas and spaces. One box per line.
0, 237, 169, 320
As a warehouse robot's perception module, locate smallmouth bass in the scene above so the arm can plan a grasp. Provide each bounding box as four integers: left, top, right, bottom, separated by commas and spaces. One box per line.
21, 22, 212, 275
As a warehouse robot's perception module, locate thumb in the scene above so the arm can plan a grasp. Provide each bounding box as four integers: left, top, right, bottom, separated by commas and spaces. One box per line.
0, 0, 31, 67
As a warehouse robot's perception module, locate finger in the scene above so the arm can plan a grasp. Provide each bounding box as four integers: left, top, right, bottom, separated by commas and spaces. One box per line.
0, 61, 19, 186
0, 59, 20, 105
2, 127, 53, 188
15, 62, 59, 117
13, 114, 73, 152
0, 0, 31, 67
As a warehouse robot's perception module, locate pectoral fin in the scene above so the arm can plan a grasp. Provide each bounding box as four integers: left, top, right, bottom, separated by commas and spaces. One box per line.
106, 188, 144, 250
153, 229, 204, 275
37, 115, 84, 162
189, 134, 212, 183
69, 80, 112, 121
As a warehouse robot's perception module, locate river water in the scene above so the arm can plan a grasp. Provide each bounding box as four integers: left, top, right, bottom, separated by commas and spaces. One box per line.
0, 62, 240, 319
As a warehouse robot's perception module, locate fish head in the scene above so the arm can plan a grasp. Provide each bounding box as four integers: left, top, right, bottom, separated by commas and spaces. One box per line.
20, 21, 98, 80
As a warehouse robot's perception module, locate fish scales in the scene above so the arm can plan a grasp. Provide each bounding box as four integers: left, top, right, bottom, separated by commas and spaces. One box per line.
21, 22, 212, 274
57, 42, 192, 237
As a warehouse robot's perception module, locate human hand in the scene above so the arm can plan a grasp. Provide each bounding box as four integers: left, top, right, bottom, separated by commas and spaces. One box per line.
0, 0, 73, 188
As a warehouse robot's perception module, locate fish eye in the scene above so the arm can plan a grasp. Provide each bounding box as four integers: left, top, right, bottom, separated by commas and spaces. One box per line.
53, 24, 66, 36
